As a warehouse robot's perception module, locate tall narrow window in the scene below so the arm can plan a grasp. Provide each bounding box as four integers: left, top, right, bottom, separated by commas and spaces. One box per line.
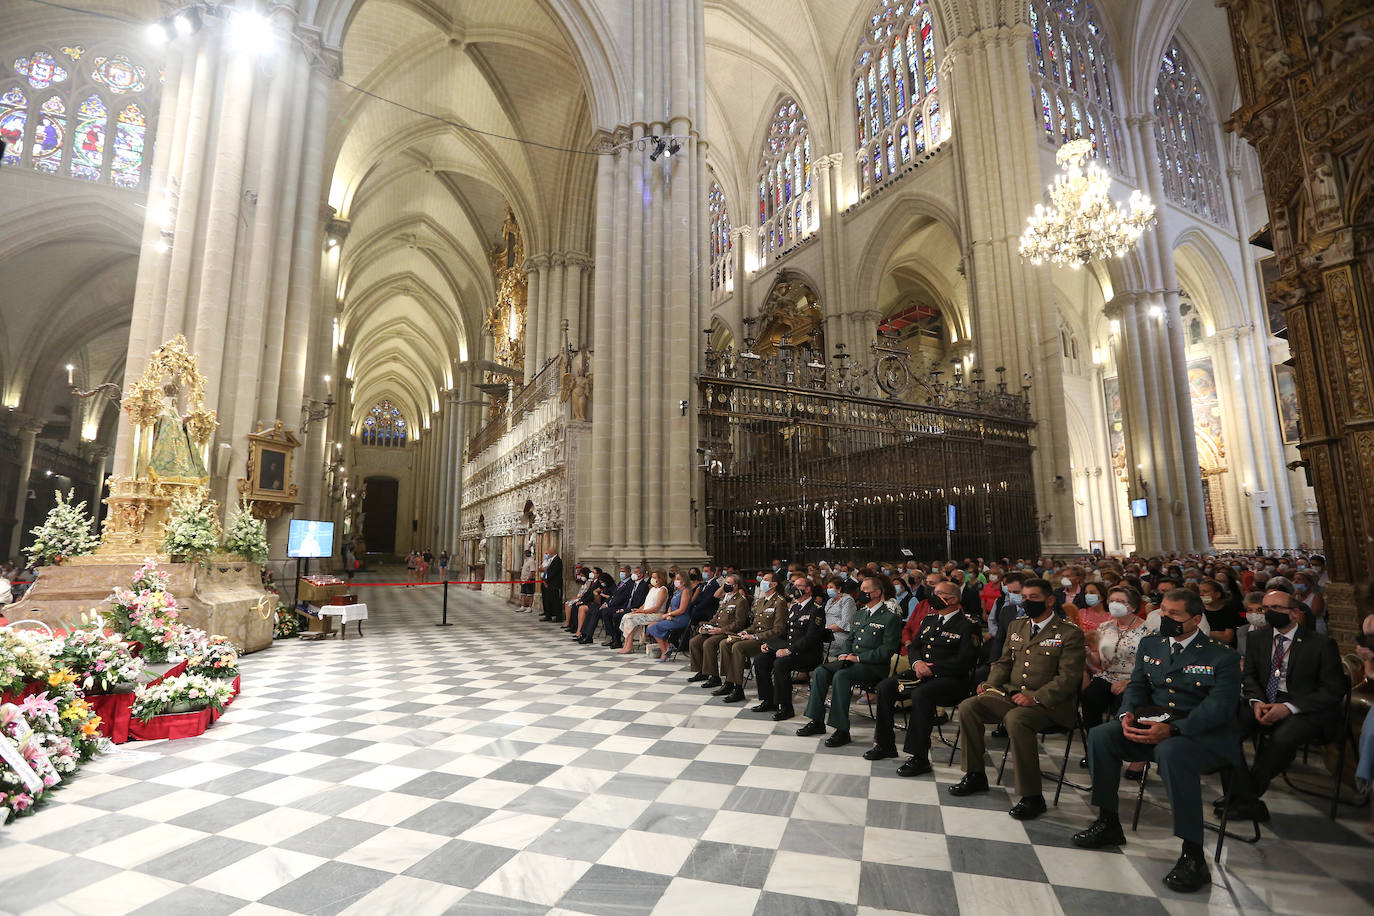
853, 0, 945, 198
360, 400, 408, 448
1154, 39, 1227, 226
0, 86, 26, 165
708, 170, 733, 295
757, 97, 812, 268
1027, 1, 1122, 171
32, 94, 65, 174
70, 92, 106, 181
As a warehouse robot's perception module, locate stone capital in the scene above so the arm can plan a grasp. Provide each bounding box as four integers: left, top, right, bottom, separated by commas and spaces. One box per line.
523, 254, 550, 274
549, 252, 568, 268
729, 226, 753, 242
563, 252, 592, 270
813, 153, 845, 171
6, 412, 44, 436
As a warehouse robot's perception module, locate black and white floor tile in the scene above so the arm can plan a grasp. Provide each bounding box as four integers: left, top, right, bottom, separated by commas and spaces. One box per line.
3, 570, 1371, 916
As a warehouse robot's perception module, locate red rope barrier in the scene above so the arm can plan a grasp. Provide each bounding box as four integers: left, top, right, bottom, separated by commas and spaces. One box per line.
338, 580, 535, 587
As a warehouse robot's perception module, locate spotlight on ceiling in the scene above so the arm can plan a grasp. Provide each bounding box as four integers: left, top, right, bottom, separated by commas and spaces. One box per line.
648, 136, 668, 161
173, 8, 201, 36
665, 139, 681, 158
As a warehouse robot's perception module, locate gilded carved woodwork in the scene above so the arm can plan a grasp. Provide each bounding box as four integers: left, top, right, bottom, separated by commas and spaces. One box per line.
486, 207, 528, 377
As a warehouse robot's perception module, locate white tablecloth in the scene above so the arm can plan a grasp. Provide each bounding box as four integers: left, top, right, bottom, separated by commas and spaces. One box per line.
319, 603, 368, 624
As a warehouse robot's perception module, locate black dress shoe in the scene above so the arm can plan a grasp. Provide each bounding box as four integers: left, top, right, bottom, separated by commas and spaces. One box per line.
947, 772, 990, 796
1124, 766, 1146, 782
711, 681, 734, 697
687, 673, 708, 683
1071, 816, 1126, 849
577, 635, 593, 645
823, 730, 851, 748
796, 720, 826, 737
1009, 795, 1047, 820
897, 756, 932, 777
722, 686, 746, 703
701, 676, 722, 689
1225, 798, 1271, 823
1163, 852, 1211, 893
864, 745, 899, 762
1211, 795, 1226, 811
752, 702, 778, 713
601, 639, 616, 647
772, 707, 795, 721
991, 724, 1007, 739
608, 640, 623, 650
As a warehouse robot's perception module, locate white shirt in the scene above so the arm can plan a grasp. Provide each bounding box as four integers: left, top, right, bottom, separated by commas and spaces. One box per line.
0, 576, 10, 605
1252, 623, 1301, 714
1169, 629, 1201, 654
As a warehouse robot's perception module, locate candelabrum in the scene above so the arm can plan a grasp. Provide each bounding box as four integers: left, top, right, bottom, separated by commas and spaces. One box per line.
301, 394, 335, 434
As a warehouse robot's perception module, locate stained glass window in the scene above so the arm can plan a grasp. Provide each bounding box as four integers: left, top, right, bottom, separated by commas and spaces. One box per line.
111, 102, 145, 189
70, 93, 106, 181
853, 1, 944, 198
14, 51, 68, 89
32, 95, 65, 174
0, 87, 26, 166
708, 170, 733, 295
90, 55, 146, 94
757, 97, 812, 268
1026, 1, 1121, 170
1154, 39, 1227, 226
361, 400, 408, 447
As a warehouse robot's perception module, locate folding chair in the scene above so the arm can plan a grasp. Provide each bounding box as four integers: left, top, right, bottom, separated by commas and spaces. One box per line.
1279, 679, 1369, 819
1130, 756, 1261, 863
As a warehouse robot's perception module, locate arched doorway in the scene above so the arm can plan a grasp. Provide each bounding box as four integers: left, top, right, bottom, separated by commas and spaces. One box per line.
363, 475, 399, 554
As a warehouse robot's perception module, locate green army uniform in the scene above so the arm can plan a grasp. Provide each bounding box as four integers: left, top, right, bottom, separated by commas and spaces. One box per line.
802, 601, 903, 732
1087, 632, 1241, 845
689, 592, 752, 676
956, 614, 1086, 797
720, 591, 787, 686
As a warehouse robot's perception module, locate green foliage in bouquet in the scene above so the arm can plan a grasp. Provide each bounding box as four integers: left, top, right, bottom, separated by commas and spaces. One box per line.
25, 490, 98, 566
163, 491, 221, 563
223, 499, 269, 564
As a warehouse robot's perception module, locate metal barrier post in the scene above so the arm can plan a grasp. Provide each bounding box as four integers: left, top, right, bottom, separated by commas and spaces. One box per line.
437, 577, 453, 627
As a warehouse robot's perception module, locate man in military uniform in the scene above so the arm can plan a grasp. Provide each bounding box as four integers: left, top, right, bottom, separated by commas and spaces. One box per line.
687, 574, 751, 689
752, 575, 825, 721
1073, 589, 1242, 895
797, 575, 903, 746
951, 578, 1085, 820
716, 572, 786, 703
866, 579, 980, 772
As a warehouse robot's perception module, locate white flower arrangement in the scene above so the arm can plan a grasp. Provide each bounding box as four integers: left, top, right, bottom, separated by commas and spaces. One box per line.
222, 499, 269, 564
131, 673, 234, 723
0, 628, 55, 695
50, 618, 146, 693
24, 490, 98, 566
163, 492, 221, 563
180, 631, 239, 679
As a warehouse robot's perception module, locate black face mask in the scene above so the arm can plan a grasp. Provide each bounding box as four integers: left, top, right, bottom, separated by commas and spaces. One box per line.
1158, 615, 1185, 639
1148, 592, 1163, 605
867, 591, 882, 602
1023, 599, 1047, 617
722, 583, 735, 593
927, 594, 947, 611
1264, 610, 1293, 630
787, 585, 803, 600
1356, 633, 1373, 650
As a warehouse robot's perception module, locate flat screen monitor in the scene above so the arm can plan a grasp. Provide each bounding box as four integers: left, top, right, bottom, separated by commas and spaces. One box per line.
1130, 498, 1149, 518
288, 520, 334, 559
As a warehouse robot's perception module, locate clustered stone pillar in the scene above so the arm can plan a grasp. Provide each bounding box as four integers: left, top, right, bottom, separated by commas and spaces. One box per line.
581, 0, 709, 570
7, 415, 45, 558
114, 3, 334, 530
523, 255, 548, 385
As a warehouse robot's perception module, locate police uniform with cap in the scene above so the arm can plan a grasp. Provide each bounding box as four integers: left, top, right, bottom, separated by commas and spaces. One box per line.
688, 589, 752, 680
717, 589, 787, 698
955, 613, 1085, 802
1083, 630, 1240, 848
800, 598, 903, 738
870, 604, 980, 760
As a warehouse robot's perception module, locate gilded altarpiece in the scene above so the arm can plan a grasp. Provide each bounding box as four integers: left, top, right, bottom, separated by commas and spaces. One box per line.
1223, 0, 1374, 646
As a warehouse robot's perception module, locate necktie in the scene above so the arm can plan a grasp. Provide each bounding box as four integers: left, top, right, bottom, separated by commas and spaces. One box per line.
1031, 623, 1041, 638
1266, 635, 1288, 703
1171, 641, 1182, 660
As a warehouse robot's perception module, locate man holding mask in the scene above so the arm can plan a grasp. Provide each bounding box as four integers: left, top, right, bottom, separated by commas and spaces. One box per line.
752, 575, 825, 721
1073, 589, 1241, 895
950, 578, 1084, 820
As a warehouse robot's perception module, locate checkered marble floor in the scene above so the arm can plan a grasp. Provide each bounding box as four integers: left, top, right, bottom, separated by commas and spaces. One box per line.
3, 571, 1372, 916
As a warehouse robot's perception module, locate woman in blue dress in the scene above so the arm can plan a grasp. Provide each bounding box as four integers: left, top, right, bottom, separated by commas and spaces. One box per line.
648, 569, 698, 661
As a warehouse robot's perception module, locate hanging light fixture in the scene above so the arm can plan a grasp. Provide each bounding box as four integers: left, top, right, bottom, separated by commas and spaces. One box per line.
1019, 139, 1156, 268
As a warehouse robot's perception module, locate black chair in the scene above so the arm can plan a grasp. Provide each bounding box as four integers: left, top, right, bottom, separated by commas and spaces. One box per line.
994, 689, 1085, 807
1278, 679, 1368, 819
1129, 755, 1261, 863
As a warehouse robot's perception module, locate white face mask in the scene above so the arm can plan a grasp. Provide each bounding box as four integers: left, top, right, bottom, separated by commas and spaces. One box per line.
1061, 577, 1073, 588
1108, 601, 1131, 618
759, 581, 773, 594
631, 573, 641, 582
1245, 611, 1266, 628
1083, 593, 1100, 607
989, 574, 999, 582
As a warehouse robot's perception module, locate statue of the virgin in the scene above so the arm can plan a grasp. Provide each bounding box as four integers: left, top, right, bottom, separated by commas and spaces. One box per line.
143, 381, 209, 483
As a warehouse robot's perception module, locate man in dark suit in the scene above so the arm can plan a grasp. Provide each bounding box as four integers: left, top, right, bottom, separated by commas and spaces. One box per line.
951, 578, 1085, 820
1073, 589, 1242, 895
867, 579, 980, 770
687, 564, 722, 625
576, 566, 630, 644
976, 571, 1027, 685
1224, 588, 1346, 821
596, 567, 649, 648
751, 575, 825, 721
539, 551, 564, 621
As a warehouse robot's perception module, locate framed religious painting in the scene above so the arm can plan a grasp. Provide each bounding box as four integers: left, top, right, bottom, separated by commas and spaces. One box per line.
1272, 363, 1301, 445
238, 421, 302, 518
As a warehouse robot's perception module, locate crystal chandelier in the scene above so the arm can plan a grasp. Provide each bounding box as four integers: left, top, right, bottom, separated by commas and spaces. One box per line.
1019, 139, 1156, 268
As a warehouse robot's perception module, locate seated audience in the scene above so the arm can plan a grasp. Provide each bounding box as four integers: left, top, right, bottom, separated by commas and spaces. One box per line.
647, 569, 698, 659
1237, 590, 1267, 657
618, 570, 669, 654
1355, 612, 1374, 835
686, 574, 750, 689
822, 575, 858, 655
687, 565, 722, 625
1198, 578, 1238, 646
1073, 589, 1241, 895
1081, 586, 1148, 783
1225, 588, 1346, 821
1073, 582, 1112, 632
797, 575, 903, 748
590, 566, 647, 648
714, 572, 787, 703
751, 575, 824, 721
869, 580, 979, 772
951, 579, 1085, 820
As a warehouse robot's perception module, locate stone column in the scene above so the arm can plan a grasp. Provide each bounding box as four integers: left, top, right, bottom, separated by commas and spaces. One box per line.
813, 153, 848, 348
728, 226, 751, 335
523, 256, 547, 384
582, 0, 708, 568
7, 415, 44, 558
562, 255, 589, 349
545, 254, 567, 369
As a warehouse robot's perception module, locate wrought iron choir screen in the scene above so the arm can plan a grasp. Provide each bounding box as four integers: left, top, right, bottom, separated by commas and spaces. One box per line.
699, 329, 1040, 569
